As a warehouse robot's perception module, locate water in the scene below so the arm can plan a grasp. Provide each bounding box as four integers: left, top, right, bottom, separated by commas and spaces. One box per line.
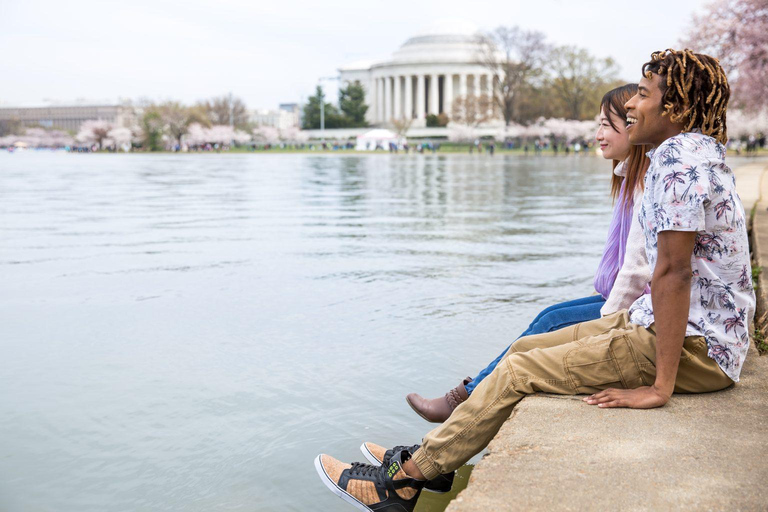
1, 151, 614, 511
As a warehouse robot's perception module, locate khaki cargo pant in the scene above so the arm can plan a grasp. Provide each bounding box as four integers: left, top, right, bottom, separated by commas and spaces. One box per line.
412, 310, 732, 480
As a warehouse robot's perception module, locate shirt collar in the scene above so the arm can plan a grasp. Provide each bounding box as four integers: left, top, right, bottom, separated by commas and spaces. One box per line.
614, 160, 627, 177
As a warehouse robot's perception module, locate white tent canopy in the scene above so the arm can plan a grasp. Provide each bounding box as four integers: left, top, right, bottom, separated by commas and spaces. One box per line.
355, 129, 404, 151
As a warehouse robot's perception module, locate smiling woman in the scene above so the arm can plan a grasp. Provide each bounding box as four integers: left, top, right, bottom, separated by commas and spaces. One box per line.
596, 83, 651, 208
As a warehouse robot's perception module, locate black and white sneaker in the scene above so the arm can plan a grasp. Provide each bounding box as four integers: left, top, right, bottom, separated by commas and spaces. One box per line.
314, 448, 424, 512
360, 442, 454, 494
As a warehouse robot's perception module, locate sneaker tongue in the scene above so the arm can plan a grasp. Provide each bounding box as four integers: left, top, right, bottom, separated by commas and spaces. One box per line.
386, 449, 411, 480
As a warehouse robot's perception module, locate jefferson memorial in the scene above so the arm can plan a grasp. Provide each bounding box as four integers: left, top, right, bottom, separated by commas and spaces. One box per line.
339, 20, 499, 127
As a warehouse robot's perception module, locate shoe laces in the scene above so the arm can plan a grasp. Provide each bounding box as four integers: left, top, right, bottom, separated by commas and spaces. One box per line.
349, 461, 382, 481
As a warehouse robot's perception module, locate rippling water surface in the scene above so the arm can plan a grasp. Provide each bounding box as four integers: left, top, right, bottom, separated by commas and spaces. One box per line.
1, 151, 617, 511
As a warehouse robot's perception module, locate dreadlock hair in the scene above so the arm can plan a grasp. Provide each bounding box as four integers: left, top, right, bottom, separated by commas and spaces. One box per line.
642, 49, 730, 144
601, 84, 651, 210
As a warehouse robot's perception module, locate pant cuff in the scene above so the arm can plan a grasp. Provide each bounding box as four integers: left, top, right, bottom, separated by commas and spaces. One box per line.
412, 447, 442, 481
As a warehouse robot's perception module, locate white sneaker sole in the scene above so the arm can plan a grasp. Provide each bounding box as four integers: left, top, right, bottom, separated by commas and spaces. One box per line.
359, 443, 383, 466
314, 455, 374, 512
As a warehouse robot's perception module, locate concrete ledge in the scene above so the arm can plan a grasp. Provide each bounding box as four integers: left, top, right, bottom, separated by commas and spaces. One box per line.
447, 347, 768, 511
447, 160, 768, 511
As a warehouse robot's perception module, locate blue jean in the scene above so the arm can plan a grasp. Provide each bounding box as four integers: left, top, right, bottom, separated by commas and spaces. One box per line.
464, 294, 606, 395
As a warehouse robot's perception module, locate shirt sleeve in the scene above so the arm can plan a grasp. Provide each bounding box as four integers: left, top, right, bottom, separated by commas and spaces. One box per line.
601, 188, 651, 316
650, 142, 709, 233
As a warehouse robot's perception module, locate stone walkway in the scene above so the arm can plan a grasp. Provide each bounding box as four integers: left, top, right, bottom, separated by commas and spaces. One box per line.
447, 159, 768, 512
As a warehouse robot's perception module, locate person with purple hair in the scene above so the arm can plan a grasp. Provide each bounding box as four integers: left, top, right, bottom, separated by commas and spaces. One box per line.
405, 84, 654, 423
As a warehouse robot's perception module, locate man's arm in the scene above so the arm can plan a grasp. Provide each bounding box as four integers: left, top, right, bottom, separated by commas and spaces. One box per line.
585, 230, 696, 409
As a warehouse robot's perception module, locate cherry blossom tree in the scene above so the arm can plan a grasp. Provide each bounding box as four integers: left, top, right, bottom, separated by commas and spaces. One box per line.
728, 108, 768, 139
494, 123, 525, 142
107, 127, 133, 150
541, 118, 596, 144
186, 124, 251, 147
0, 128, 74, 148
185, 123, 208, 147
447, 124, 479, 143
252, 126, 280, 144
681, 0, 768, 110
76, 120, 114, 149
278, 126, 309, 143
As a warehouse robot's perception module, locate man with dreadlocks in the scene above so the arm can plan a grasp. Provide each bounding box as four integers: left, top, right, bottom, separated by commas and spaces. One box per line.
314, 49, 755, 512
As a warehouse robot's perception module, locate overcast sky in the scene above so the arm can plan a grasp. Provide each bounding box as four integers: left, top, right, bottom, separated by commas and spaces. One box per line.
0, 0, 710, 109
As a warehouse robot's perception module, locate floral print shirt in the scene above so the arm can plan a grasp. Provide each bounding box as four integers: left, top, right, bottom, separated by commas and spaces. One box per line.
628, 132, 755, 382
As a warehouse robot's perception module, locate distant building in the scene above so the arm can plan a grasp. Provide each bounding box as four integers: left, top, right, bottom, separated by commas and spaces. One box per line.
338, 20, 498, 127
0, 104, 136, 133
250, 104, 300, 130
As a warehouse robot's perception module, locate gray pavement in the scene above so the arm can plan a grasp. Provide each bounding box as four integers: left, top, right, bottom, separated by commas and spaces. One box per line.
447, 159, 768, 512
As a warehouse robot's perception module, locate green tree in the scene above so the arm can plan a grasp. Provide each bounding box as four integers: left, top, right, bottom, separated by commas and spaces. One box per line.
302, 86, 346, 129
0, 117, 22, 136
140, 109, 164, 151
548, 46, 620, 120
338, 81, 369, 127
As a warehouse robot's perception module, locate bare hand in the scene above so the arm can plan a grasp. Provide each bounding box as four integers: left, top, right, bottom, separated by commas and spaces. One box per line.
583, 386, 670, 409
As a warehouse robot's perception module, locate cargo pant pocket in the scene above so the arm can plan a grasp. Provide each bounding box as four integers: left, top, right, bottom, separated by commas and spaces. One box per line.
564, 334, 645, 393
680, 336, 707, 361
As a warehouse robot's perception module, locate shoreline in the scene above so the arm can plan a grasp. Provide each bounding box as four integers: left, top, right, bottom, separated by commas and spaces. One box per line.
5, 148, 768, 157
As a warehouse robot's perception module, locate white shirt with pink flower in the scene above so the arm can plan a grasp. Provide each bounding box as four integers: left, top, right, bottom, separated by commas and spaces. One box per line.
628, 132, 755, 382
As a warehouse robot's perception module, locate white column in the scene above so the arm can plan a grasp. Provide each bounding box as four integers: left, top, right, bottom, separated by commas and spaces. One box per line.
404, 75, 413, 119
444, 74, 454, 119
384, 76, 392, 123
416, 74, 425, 121
378, 77, 387, 123
370, 79, 377, 123
474, 75, 481, 97
393, 76, 402, 120
459, 73, 467, 100
429, 73, 439, 115
486, 74, 494, 117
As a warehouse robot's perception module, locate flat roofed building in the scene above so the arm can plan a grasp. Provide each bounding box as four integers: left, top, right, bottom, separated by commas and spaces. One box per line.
250, 106, 300, 130
0, 104, 136, 133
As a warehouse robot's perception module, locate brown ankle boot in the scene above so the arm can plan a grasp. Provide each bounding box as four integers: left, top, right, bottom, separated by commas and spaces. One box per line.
405, 377, 472, 423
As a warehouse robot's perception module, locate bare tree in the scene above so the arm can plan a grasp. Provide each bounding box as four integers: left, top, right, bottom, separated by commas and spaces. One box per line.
391, 117, 413, 138
548, 46, 620, 120
157, 102, 210, 146
199, 95, 250, 129
451, 95, 493, 127
477, 26, 550, 126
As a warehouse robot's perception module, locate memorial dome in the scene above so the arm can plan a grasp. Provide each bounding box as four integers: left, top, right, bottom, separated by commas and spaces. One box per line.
391, 20, 482, 64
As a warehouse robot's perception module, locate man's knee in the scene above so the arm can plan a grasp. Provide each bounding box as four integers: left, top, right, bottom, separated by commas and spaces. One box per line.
509, 324, 579, 355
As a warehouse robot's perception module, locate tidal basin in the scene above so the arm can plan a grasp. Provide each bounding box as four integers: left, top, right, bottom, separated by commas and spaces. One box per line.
2, 151, 618, 511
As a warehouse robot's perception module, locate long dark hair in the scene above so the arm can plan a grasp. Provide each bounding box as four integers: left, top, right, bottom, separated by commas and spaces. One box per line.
601, 84, 652, 208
